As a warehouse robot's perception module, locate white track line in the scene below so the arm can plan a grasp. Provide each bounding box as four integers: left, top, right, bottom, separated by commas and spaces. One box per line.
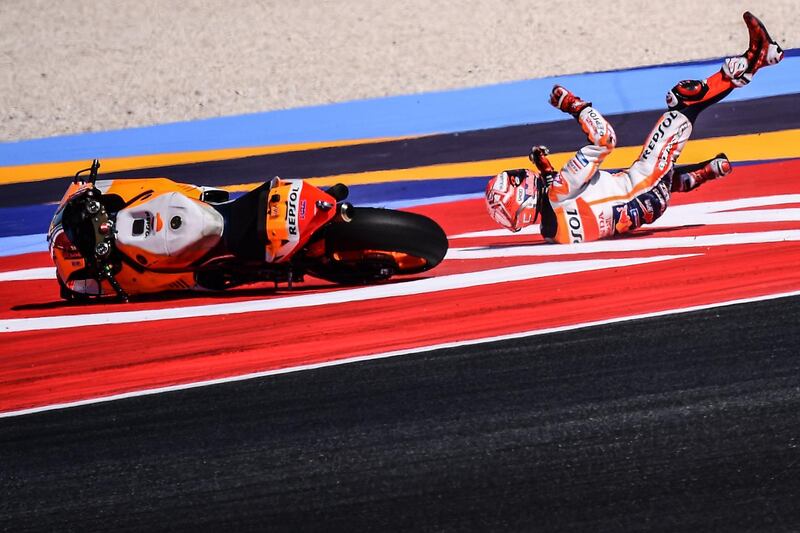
449, 195, 800, 240
451, 224, 541, 239
0, 255, 689, 333
2, 229, 797, 282
0, 267, 55, 281
3, 288, 799, 419
447, 229, 800, 259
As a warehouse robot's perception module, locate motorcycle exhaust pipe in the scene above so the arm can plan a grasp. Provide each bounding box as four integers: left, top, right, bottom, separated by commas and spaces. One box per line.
337, 202, 353, 223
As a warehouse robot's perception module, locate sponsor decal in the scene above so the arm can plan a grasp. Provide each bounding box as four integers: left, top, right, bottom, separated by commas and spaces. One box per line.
584, 108, 606, 138
299, 199, 307, 220
665, 90, 678, 108
565, 207, 584, 243
497, 172, 508, 191
597, 211, 611, 237
525, 174, 538, 196
614, 205, 633, 234
641, 111, 679, 161
629, 205, 641, 228
520, 211, 534, 226
286, 182, 302, 237
642, 199, 655, 223
657, 123, 688, 171
655, 181, 670, 205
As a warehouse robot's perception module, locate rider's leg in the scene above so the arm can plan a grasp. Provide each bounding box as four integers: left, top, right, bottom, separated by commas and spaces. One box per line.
671, 154, 732, 192
628, 12, 782, 195
611, 112, 725, 236
625, 110, 694, 195
548, 86, 617, 203
610, 153, 732, 235
608, 13, 782, 237
666, 11, 783, 123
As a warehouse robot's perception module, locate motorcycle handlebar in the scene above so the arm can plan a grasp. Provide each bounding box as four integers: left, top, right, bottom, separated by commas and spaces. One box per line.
62, 187, 119, 268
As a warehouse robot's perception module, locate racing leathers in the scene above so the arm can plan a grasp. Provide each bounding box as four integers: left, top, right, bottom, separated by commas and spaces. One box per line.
539, 105, 692, 243
486, 11, 783, 244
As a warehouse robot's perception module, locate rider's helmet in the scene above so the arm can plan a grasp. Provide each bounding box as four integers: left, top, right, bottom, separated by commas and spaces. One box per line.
485, 169, 541, 232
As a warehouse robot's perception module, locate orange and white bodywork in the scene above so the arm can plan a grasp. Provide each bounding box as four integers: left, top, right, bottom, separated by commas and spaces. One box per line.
264, 179, 338, 263
48, 176, 341, 297
109, 180, 224, 271
50, 178, 223, 295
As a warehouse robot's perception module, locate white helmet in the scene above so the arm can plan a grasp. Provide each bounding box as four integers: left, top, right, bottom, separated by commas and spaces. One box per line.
485, 169, 540, 232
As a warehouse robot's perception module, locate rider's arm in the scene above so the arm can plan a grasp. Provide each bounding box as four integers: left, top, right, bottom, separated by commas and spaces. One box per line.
550, 107, 617, 203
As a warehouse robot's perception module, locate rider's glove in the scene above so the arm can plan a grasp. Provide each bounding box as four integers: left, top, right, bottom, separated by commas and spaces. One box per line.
529, 145, 557, 187
529, 145, 554, 172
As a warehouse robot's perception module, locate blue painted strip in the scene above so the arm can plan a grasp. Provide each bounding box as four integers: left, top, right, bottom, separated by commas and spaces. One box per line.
0, 204, 59, 238
0, 234, 47, 257
2, 51, 799, 167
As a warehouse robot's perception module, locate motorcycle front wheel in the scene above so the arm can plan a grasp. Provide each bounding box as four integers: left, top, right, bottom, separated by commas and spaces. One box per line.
307, 207, 448, 283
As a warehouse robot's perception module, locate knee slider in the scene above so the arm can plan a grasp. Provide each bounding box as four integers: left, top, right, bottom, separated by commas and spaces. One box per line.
666, 79, 709, 109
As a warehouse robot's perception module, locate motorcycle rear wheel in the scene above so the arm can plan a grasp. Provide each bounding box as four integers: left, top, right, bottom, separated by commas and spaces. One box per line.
308, 207, 448, 283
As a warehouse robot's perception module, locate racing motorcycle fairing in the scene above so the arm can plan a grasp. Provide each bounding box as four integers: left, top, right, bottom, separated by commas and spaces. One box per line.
48, 161, 449, 301
264, 179, 338, 263
211, 178, 338, 264
213, 181, 270, 261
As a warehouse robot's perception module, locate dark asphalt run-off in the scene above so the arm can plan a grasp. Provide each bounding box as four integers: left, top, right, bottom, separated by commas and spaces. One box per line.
2, 295, 800, 531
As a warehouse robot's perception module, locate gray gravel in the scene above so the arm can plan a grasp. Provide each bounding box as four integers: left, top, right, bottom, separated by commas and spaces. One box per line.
1, 0, 797, 142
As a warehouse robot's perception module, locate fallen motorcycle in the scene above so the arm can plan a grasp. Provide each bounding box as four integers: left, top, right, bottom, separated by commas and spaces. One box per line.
48, 160, 449, 302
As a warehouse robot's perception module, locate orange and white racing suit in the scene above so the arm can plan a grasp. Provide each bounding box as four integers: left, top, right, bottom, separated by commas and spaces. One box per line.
540, 107, 691, 243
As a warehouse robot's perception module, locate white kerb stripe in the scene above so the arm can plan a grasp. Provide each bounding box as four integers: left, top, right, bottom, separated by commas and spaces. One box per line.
0, 267, 56, 281
0, 255, 692, 333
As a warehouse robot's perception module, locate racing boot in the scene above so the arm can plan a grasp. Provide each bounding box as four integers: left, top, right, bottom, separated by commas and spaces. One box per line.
550, 85, 591, 117
672, 153, 732, 192
666, 12, 783, 111
723, 11, 784, 87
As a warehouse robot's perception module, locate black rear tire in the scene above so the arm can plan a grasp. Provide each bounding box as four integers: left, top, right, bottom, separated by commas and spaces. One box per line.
307, 207, 448, 283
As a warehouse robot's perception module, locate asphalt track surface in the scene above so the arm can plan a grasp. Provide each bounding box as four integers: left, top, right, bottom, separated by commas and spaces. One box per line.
2, 295, 800, 532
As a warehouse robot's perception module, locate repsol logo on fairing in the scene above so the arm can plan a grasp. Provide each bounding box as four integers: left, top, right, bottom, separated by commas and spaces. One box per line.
286, 183, 302, 236
565, 207, 584, 243
641, 111, 679, 161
